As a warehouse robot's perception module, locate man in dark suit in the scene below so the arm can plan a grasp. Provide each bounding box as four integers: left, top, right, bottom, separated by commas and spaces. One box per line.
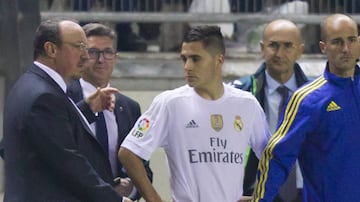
67, 23, 152, 201
3, 18, 132, 201
232, 19, 308, 202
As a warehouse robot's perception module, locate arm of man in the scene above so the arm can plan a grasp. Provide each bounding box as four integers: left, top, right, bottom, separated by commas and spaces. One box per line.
76, 87, 118, 124
114, 177, 134, 196
237, 195, 252, 202
84, 87, 118, 112
114, 153, 153, 200
253, 94, 312, 201
85, 87, 119, 112
242, 149, 259, 196
118, 147, 162, 202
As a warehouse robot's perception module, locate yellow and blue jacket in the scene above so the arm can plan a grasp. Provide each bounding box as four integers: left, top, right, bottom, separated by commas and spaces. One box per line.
254, 63, 360, 202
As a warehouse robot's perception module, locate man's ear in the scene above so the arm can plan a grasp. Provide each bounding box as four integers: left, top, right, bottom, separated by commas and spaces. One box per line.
260, 40, 265, 58
296, 43, 305, 60
44, 41, 57, 57
319, 40, 326, 54
260, 40, 264, 51
217, 54, 224, 65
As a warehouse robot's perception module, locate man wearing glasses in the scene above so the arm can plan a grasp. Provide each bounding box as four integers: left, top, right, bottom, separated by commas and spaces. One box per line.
3, 19, 131, 201
67, 23, 153, 201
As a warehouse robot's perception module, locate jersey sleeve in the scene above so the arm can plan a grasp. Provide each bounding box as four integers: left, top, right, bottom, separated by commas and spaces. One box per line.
249, 99, 271, 159
121, 93, 170, 161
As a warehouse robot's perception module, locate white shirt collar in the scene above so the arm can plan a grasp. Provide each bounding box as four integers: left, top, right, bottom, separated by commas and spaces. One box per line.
79, 78, 110, 99
265, 69, 297, 94
34, 61, 67, 93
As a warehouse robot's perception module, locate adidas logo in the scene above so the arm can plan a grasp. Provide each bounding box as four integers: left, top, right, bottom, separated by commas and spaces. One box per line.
186, 120, 199, 128
326, 101, 341, 112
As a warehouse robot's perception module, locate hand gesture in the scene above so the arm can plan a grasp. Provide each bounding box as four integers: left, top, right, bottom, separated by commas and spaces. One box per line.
123, 196, 134, 202
86, 87, 118, 112
237, 196, 252, 202
114, 177, 134, 197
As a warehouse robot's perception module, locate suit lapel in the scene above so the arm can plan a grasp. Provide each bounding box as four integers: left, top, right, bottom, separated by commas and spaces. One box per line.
114, 94, 128, 146
67, 98, 96, 136
67, 79, 112, 157
113, 94, 128, 174
67, 79, 84, 102
66, 79, 98, 135
30, 64, 65, 95
31, 65, 97, 138
30, 65, 94, 138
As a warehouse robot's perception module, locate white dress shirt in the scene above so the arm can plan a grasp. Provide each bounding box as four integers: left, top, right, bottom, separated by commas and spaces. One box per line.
79, 78, 119, 177
264, 70, 297, 133
264, 70, 303, 188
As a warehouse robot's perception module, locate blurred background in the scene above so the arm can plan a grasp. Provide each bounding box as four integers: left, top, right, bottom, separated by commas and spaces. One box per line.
1, 0, 360, 200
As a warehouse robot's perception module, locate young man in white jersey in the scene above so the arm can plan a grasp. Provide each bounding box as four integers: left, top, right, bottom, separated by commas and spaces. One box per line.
118, 25, 270, 202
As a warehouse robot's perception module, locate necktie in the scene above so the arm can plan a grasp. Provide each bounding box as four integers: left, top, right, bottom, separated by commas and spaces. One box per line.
277, 85, 289, 120
96, 111, 109, 156
277, 86, 298, 201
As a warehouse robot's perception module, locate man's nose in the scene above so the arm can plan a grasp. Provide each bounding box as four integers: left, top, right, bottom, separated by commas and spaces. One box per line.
342, 42, 350, 52
96, 52, 106, 62
183, 59, 193, 70
275, 45, 287, 57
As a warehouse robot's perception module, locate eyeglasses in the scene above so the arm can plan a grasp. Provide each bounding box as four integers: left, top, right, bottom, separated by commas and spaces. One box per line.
63, 41, 88, 52
87, 48, 117, 60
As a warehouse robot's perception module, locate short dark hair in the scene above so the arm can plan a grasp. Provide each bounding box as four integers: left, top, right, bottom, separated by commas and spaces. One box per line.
82, 23, 117, 41
183, 25, 225, 55
33, 18, 63, 59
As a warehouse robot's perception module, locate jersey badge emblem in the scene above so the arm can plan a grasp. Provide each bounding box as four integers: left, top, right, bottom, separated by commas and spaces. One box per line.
211, 114, 223, 132
137, 118, 150, 132
131, 118, 150, 139
234, 115, 243, 132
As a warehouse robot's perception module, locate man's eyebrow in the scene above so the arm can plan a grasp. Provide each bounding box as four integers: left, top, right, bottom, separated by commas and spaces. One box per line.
330, 37, 342, 42
180, 54, 200, 58
268, 41, 293, 44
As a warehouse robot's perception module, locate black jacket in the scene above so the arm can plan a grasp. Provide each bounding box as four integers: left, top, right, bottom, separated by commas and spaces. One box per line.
67, 79, 153, 200
3, 64, 122, 201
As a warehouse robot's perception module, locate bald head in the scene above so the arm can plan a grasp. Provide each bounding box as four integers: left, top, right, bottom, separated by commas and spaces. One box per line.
319, 13, 360, 78
33, 19, 85, 59
59, 20, 85, 42
263, 19, 302, 43
33, 18, 88, 81
260, 19, 304, 84
321, 14, 358, 41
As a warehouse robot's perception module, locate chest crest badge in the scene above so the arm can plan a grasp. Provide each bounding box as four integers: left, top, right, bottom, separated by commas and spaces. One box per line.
211, 114, 223, 132
234, 115, 243, 132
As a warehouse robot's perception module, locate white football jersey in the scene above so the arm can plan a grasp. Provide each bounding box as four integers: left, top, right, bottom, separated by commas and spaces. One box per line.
122, 84, 270, 202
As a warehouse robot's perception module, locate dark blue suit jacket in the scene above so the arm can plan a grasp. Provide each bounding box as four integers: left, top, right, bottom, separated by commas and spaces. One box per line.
67, 79, 153, 200
3, 64, 122, 201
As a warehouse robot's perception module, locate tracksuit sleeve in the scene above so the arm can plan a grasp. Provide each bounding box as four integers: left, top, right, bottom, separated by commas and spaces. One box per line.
253, 94, 314, 201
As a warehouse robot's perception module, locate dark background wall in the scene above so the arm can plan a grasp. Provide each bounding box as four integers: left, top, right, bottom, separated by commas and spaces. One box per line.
0, 0, 39, 194
0, 0, 40, 95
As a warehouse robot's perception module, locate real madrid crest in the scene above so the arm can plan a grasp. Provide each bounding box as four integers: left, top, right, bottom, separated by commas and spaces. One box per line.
211, 114, 223, 132
233, 115, 243, 132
